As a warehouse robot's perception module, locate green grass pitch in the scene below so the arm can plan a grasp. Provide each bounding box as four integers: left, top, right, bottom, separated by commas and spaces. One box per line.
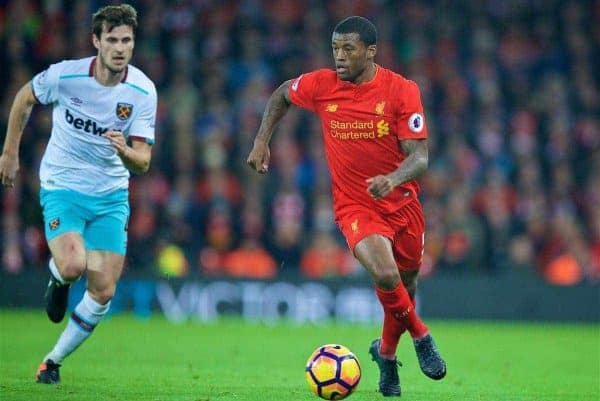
1, 309, 598, 401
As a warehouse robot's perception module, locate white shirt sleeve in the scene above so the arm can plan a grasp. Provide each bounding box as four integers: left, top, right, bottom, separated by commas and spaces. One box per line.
31, 62, 64, 105
128, 86, 157, 144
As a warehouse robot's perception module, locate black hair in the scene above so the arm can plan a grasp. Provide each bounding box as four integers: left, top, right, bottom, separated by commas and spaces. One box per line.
333, 16, 377, 46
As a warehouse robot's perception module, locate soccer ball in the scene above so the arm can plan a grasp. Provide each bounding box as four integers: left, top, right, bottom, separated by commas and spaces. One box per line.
305, 344, 361, 400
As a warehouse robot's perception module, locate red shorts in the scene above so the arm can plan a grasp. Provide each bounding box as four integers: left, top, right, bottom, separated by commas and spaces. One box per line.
336, 198, 425, 271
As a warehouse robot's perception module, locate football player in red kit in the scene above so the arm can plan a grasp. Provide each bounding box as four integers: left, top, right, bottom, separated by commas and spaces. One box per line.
247, 16, 446, 397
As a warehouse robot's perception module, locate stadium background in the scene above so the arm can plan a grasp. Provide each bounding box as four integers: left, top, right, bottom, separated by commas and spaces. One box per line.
1, 2, 599, 401
1, 0, 599, 321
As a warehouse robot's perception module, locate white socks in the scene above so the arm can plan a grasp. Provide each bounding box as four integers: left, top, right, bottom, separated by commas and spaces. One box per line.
44, 291, 110, 364
48, 258, 67, 285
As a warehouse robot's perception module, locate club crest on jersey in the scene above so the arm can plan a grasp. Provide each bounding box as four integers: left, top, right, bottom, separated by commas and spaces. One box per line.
375, 101, 386, 116
408, 113, 424, 133
49, 218, 60, 231
116, 102, 133, 121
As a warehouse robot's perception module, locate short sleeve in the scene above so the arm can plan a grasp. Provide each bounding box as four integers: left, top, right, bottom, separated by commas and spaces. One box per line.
396, 79, 428, 140
288, 70, 320, 112
128, 86, 157, 145
31, 62, 63, 105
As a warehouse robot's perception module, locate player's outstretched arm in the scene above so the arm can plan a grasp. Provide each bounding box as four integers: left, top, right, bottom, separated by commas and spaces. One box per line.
367, 139, 428, 200
0, 82, 38, 188
246, 80, 293, 174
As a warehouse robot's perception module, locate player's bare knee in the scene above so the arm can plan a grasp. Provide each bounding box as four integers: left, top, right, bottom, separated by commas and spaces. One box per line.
55, 258, 86, 281
374, 268, 401, 290
52, 241, 86, 280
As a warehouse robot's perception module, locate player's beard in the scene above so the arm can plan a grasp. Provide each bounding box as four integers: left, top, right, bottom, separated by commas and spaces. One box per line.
338, 68, 360, 82
99, 52, 128, 75
336, 63, 364, 82
339, 62, 372, 83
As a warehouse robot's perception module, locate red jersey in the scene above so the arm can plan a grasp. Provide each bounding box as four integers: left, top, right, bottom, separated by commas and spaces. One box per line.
288, 66, 428, 216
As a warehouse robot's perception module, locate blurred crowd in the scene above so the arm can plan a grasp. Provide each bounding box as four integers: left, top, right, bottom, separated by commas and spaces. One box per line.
1, 0, 599, 285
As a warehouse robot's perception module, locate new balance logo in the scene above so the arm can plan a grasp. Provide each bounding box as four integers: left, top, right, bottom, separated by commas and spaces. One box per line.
64, 109, 108, 136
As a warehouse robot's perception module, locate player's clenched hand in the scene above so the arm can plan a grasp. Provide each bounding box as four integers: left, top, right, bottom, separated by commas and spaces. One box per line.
366, 174, 395, 200
102, 130, 129, 157
0, 153, 19, 189
247, 140, 270, 174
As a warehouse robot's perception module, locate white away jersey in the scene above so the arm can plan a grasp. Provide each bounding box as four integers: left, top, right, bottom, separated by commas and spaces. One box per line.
32, 56, 157, 195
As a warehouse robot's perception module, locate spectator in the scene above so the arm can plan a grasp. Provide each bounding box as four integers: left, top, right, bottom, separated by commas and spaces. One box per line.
300, 232, 357, 279
1, 1, 598, 285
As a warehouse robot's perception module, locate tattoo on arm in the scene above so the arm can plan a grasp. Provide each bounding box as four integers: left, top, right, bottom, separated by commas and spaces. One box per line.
255, 81, 292, 143
390, 139, 429, 185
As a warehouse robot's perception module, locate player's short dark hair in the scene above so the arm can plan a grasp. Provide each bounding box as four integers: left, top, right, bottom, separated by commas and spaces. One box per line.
92, 4, 138, 38
333, 16, 377, 46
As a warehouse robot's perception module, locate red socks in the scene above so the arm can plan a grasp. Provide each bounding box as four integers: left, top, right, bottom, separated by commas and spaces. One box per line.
376, 283, 428, 359
379, 305, 406, 359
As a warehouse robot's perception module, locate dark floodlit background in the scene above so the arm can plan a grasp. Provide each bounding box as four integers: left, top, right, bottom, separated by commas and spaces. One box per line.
1, 0, 598, 321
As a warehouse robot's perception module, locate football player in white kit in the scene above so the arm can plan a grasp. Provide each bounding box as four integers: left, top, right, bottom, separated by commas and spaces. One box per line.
0, 4, 157, 384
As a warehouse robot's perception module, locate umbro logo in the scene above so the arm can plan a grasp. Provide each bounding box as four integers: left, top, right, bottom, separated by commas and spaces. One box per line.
70, 97, 83, 107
